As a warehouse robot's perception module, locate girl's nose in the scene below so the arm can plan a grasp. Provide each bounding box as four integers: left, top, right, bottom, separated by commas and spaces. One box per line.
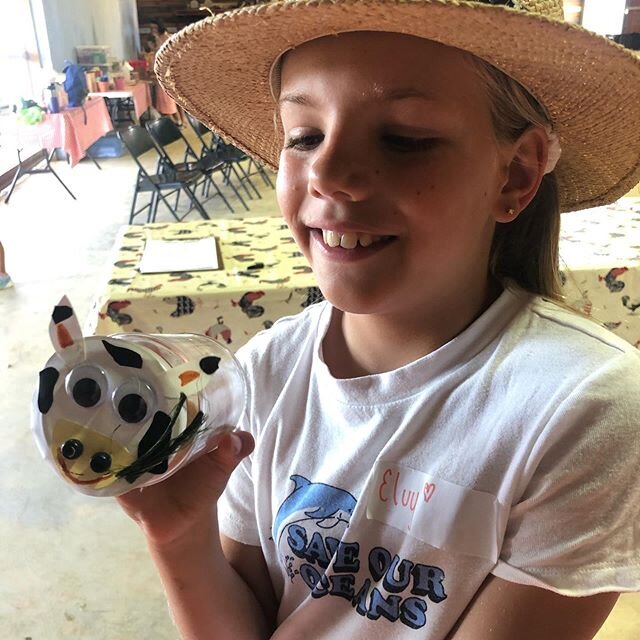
308, 140, 372, 202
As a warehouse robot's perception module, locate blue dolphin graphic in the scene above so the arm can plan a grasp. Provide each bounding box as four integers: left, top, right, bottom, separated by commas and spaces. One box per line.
272, 475, 358, 543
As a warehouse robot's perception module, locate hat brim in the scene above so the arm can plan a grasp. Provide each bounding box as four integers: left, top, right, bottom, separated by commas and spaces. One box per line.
156, 0, 640, 212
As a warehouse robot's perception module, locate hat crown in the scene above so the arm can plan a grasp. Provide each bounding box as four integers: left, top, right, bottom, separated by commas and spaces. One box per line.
477, 0, 564, 20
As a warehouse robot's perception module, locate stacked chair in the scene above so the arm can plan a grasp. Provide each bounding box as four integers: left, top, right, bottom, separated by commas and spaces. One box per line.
120, 114, 275, 224
146, 117, 249, 213
186, 113, 275, 199
118, 125, 213, 224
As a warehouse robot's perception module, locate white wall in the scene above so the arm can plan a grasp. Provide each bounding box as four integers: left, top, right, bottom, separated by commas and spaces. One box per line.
582, 0, 626, 35
41, 0, 139, 71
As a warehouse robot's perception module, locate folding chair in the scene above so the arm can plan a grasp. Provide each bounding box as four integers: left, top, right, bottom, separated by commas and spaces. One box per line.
146, 117, 247, 213
118, 125, 211, 224
216, 136, 275, 191
185, 112, 262, 201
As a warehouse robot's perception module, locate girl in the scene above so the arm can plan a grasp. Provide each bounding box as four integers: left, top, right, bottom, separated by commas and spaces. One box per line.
119, 1, 640, 638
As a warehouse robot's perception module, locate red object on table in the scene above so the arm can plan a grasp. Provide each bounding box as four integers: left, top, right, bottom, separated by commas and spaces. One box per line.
129, 82, 151, 119
13, 97, 113, 166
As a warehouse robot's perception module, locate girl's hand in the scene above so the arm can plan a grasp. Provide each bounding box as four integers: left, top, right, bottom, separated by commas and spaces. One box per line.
116, 430, 254, 547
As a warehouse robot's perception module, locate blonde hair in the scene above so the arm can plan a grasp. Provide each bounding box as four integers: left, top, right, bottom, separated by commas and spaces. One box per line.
469, 56, 562, 301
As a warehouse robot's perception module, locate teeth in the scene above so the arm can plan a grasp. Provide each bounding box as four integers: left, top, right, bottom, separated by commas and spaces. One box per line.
324, 230, 341, 247
321, 230, 384, 249
340, 232, 358, 249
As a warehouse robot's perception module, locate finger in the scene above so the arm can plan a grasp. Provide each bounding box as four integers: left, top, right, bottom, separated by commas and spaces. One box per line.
201, 430, 255, 481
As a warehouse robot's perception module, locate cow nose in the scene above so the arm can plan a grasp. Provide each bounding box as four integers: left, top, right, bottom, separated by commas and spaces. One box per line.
61, 439, 84, 460
90, 452, 112, 474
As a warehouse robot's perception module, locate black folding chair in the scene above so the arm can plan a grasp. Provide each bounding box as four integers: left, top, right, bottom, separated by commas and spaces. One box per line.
146, 117, 247, 213
118, 125, 211, 224
186, 112, 261, 201
217, 137, 275, 190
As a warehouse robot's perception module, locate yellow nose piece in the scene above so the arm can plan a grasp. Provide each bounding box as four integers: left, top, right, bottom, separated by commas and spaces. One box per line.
51, 419, 136, 488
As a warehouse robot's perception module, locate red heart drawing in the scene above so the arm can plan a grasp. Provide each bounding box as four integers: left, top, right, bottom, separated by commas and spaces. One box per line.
423, 483, 436, 503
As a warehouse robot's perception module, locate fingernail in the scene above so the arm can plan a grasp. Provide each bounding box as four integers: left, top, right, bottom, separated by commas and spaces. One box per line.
229, 433, 243, 456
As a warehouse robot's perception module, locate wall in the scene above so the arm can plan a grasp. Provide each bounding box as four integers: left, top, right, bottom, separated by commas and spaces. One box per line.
41, 0, 139, 71
581, 0, 626, 35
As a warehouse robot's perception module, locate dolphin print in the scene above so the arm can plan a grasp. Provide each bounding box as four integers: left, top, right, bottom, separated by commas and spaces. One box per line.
272, 475, 358, 543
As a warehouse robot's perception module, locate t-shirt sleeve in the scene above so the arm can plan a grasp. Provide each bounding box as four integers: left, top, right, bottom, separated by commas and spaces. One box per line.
492, 351, 640, 596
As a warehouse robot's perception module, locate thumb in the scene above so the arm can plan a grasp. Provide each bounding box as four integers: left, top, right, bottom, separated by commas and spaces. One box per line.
203, 430, 254, 480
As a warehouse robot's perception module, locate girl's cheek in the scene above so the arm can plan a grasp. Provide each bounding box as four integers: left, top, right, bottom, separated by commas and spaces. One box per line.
277, 154, 307, 221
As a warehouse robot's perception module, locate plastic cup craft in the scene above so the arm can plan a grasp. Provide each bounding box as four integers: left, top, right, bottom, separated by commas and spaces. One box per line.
32, 296, 246, 497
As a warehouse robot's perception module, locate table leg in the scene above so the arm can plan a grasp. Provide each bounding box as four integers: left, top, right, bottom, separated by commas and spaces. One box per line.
87, 152, 102, 170
3, 163, 24, 204
44, 152, 76, 200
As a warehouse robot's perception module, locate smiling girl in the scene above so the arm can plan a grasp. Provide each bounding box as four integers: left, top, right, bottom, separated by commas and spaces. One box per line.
117, 2, 640, 638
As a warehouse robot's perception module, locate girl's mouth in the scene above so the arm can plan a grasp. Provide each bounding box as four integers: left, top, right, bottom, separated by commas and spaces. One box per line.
320, 229, 393, 249
311, 228, 395, 259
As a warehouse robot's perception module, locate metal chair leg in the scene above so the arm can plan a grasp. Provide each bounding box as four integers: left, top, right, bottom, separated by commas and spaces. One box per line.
156, 190, 183, 222
229, 162, 254, 200
183, 185, 211, 220
128, 188, 140, 224
207, 174, 236, 214
237, 158, 262, 198
148, 192, 159, 223
256, 162, 274, 188
218, 169, 249, 212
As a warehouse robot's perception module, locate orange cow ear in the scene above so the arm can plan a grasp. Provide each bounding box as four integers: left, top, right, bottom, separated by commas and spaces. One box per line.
49, 295, 85, 365
167, 355, 221, 396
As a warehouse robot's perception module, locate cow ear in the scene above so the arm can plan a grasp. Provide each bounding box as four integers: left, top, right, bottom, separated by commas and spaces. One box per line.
49, 295, 85, 365
165, 355, 221, 396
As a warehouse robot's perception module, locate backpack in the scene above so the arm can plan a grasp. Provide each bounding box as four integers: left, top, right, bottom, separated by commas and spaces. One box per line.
62, 62, 88, 107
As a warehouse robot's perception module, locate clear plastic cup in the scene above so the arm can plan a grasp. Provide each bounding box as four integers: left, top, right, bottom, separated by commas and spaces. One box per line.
32, 332, 247, 497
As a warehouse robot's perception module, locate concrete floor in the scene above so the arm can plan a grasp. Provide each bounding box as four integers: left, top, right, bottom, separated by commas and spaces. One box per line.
0, 139, 638, 639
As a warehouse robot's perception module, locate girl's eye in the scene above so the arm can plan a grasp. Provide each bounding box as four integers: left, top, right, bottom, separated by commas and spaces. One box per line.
285, 133, 324, 150
384, 135, 438, 152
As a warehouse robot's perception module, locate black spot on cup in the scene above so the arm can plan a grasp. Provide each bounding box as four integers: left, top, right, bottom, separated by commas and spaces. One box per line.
38, 367, 60, 414
200, 356, 221, 375
102, 340, 143, 368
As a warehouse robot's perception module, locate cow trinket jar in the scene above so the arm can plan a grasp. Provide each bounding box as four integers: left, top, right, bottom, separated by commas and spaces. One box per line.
32, 296, 246, 497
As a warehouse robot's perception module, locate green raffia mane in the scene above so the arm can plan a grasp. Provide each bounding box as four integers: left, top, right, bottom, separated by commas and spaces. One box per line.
115, 393, 209, 484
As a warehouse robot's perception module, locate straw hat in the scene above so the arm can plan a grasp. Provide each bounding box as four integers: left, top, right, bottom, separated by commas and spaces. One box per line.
156, 0, 640, 212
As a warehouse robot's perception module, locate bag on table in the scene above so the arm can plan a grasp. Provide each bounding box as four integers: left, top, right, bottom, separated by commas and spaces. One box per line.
62, 61, 89, 122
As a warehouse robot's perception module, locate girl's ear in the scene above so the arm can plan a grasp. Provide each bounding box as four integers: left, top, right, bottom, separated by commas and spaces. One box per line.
496, 126, 549, 223
49, 295, 86, 365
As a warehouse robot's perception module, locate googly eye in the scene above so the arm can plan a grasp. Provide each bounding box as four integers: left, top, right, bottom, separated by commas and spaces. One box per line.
61, 439, 84, 460
66, 365, 108, 409
112, 379, 155, 424
90, 452, 112, 474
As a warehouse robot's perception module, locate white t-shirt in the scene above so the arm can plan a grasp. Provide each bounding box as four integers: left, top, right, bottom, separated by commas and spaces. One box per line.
218, 286, 640, 639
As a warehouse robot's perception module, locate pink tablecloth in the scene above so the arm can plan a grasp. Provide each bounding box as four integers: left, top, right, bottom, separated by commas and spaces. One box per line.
130, 82, 151, 119
13, 97, 113, 166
